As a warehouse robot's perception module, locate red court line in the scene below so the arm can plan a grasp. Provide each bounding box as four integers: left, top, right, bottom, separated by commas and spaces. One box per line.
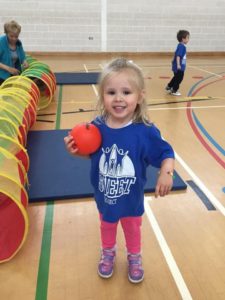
187, 77, 225, 169
192, 76, 204, 79
159, 76, 170, 79
186, 102, 225, 168
191, 77, 225, 95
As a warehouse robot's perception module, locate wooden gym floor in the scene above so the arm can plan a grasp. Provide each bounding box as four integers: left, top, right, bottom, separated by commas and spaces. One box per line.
0, 54, 224, 300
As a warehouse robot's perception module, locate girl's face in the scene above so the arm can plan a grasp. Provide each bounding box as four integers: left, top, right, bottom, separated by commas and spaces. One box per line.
7, 31, 19, 46
103, 70, 144, 128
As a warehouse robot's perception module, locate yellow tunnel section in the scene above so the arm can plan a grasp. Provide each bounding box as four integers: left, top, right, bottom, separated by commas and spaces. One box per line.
0, 56, 56, 262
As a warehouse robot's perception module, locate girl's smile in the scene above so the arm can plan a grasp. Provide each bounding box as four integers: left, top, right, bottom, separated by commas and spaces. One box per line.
103, 71, 144, 128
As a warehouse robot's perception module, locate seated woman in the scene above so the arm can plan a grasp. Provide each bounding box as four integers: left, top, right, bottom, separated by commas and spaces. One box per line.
0, 20, 29, 85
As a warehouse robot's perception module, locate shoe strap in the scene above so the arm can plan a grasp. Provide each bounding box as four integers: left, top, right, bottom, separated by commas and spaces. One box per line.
128, 254, 142, 267
101, 249, 115, 263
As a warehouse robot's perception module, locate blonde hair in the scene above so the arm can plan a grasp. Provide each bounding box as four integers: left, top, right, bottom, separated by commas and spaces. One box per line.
97, 58, 150, 124
4, 20, 21, 35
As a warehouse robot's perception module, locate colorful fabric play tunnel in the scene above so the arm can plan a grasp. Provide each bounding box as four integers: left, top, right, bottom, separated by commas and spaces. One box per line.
22, 56, 56, 110
0, 57, 56, 262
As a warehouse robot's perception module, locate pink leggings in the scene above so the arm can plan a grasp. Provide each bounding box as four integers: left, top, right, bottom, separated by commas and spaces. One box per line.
99, 214, 142, 254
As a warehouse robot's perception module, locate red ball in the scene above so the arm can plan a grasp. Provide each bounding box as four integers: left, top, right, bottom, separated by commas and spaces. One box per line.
70, 123, 102, 155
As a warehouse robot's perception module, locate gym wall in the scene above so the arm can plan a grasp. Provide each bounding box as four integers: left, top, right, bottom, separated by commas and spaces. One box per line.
0, 0, 224, 52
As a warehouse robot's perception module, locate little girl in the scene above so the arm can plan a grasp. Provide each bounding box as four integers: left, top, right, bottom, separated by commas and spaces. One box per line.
64, 58, 175, 283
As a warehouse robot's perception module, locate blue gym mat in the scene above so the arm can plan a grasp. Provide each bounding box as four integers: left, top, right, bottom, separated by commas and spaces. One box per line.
26, 129, 187, 202
55, 72, 100, 85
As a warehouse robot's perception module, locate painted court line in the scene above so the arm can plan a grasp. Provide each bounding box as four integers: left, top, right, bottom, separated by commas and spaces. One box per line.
144, 197, 193, 300
148, 105, 225, 111
83, 64, 99, 97
35, 85, 63, 300
175, 151, 225, 216
60, 96, 216, 105
187, 180, 216, 211
192, 110, 225, 156
189, 65, 224, 78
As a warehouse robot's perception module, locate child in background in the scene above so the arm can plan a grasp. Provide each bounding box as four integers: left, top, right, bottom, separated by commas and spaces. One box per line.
64, 58, 175, 283
0, 20, 29, 85
166, 30, 190, 96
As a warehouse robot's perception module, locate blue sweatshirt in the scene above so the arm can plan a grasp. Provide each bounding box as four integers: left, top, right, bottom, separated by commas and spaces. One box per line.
90, 117, 175, 222
0, 34, 26, 80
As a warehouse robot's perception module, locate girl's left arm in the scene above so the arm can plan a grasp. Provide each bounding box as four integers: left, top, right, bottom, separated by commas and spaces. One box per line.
154, 158, 175, 198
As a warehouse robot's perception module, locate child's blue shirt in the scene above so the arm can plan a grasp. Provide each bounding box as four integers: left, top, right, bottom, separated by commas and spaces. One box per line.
172, 42, 187, 72
90, 118, 175, 223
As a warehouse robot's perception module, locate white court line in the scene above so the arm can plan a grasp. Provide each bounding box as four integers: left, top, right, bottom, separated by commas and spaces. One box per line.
148, 105, 225, 111
144, 147, 225, 298
188, 65, 224, 78
144, 197, 193, 300
175, 152, 225, 216
83, 64, 99, 97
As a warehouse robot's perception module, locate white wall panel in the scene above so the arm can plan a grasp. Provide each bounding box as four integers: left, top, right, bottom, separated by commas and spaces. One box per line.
0, 0, 224, 52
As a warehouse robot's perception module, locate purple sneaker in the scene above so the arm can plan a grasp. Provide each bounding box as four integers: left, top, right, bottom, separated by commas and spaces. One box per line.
127, 254, 144, 283
98, 248, 116, 278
